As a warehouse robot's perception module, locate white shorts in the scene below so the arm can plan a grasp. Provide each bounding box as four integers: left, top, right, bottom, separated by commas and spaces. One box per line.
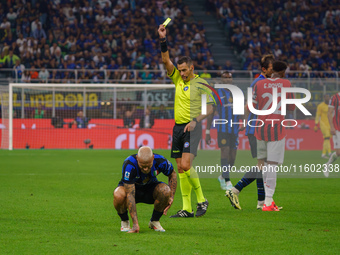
257, 138, 285, 164
333, 130, 340, 149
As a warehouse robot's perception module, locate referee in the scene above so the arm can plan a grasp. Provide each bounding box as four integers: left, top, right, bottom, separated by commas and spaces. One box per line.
158, 24, 213, 218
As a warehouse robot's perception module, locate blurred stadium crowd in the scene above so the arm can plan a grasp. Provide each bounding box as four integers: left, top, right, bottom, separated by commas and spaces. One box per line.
0, 0, 339, 83
210, 0, 340, 77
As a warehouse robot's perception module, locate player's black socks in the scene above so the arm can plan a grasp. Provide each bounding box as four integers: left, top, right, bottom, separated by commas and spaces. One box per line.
118, 211, 129, 221
234, 167, 257, 191
256, 170, 265, 201
221, 158, 230, 182
151, 209, 163, 222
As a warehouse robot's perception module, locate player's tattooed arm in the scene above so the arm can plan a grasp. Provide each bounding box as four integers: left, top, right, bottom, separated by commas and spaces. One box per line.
163, 170, 177, 215
168, 170, 177, 199
124, 183, 139, 233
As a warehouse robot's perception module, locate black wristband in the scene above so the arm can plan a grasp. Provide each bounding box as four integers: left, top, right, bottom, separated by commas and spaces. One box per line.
160, 40, 168, 52
193, 118, 199, 123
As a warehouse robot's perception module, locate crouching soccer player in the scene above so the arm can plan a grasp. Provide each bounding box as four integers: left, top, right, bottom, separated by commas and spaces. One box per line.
113, 146, 177, 233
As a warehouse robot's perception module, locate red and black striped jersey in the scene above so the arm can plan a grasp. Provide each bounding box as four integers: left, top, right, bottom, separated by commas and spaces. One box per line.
329, 93, 340, 131
253, 78, 295, 141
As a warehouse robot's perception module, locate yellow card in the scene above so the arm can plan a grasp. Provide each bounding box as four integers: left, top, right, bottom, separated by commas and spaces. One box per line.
163, 18, 171, 27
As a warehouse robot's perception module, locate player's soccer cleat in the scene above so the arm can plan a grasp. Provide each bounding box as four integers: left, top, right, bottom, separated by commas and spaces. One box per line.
170, 209, 194, 218
196, 199, 209, 217
226, 181, 233, 190
276, 205, 283, 210
148, 221, 165, 232
226, 190, 241, 210
257, 200, 264, 210
258, 202, 283, 210
324, 164, 330, 177
262, 201, 280, 211
321, 154, 329, 159
217, 175, 228, 190
120, 220, 131, 232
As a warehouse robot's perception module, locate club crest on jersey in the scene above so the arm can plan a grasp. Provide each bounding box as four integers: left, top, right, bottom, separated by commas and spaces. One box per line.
183, 86, 189, 91
184, 142, 190, 148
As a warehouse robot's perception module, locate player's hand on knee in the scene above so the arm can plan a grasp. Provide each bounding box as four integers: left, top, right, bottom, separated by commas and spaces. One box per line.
163, 197, 174, 215
128, 224, 140, 233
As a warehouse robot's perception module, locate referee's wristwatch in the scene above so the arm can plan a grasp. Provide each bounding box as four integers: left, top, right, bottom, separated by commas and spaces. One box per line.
193, 118, 199, 124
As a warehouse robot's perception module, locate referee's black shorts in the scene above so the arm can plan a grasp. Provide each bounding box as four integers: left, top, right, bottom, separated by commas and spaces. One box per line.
247, 134, 257, 158
171, 122, 202, 158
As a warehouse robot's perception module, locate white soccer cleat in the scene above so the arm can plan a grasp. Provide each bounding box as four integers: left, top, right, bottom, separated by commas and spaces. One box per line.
324, 164, 330, 178
218, 175, 228, 190
257, 200, 264, 210
321, 154, 329, 159
148, 221, 165, 232
120, 220, 131, 232
226, 181, 233, 190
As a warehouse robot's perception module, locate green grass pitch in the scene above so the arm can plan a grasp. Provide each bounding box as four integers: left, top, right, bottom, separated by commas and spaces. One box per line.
0, 150, 339, 254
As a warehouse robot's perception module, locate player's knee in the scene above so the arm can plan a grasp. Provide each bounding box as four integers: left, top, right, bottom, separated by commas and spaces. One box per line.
176, 160, 184, 173
155, 184, 171, 200
181, 161, 191, 171
113, 187, 126, 204
221, 146, 229, 156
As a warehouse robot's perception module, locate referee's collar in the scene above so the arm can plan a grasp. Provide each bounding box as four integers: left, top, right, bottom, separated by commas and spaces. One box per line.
184, 74, 199, 84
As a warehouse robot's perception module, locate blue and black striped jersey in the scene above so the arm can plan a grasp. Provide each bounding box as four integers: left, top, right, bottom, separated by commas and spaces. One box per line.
215, 88, 241, 135
245, 74, 266, 136
121, 154, 173, 185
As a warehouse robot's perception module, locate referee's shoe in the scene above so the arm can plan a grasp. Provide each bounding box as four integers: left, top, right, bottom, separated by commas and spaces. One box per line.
170, 210, 194, 218
196, 199, 209, 217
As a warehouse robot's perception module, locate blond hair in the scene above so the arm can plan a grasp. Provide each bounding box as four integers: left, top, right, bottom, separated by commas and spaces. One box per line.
137, 146, 153, 161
